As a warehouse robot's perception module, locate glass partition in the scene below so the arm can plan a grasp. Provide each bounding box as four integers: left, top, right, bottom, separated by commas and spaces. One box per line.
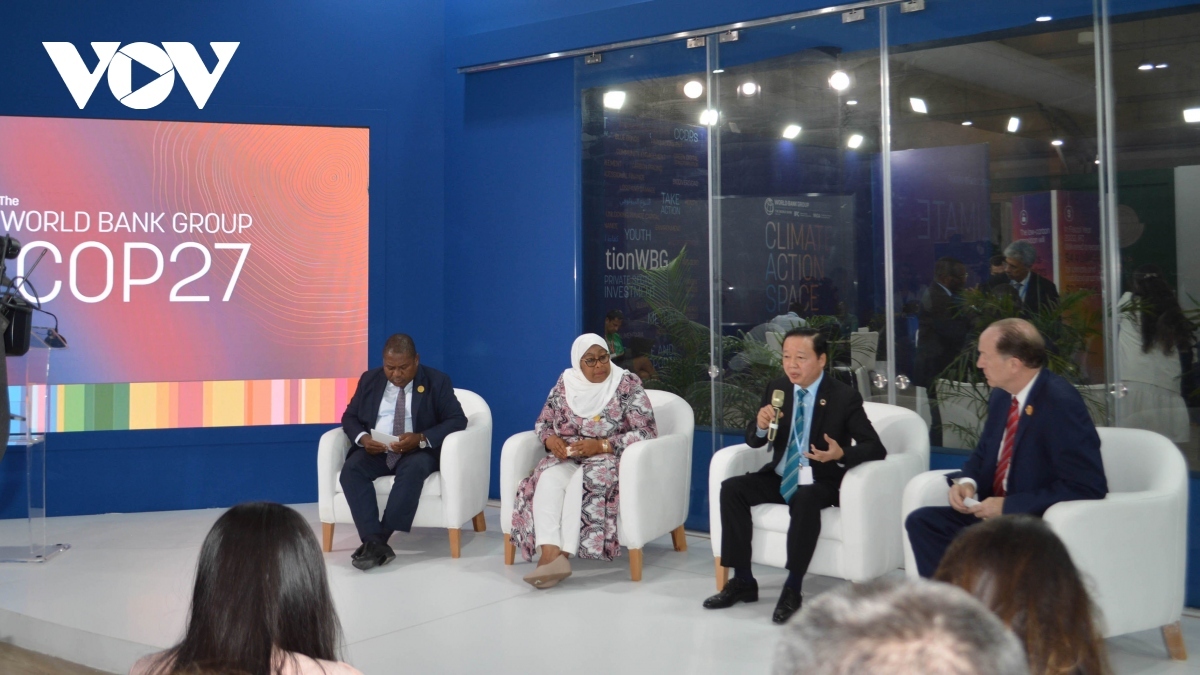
712, 13, 885, 435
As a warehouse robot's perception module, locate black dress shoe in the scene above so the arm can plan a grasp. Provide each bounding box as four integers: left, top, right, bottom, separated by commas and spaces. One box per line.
703, 577, 759, 609
351, 543, 367, 560
772, 586, 803, 624
352, 541, 396, 571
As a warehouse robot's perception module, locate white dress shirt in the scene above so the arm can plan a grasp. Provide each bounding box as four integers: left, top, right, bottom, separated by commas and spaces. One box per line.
355, 379, 414, 446
958, 369, 1041, 494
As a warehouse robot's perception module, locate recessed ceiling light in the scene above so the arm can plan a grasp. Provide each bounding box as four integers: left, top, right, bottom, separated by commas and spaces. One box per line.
1036, 15, 1052, 22
740, 82, 758, 96
782, 124, 802, 140
603, 91, 626, 110
712, 69, 725, 74
1139, 62, 1155, 71
846, 100, 858, 106
847, 134, 864, 149
829, 70, 851, 91
910, 97, 927, 114
1184, 108, 1200, 123
1156, 63, 1169, 69
1007, 116, 1021, 132
548, 53, 561, 58
699, 109, 719, 126
1051, 139, 1064, 146
683, 80, 704, 99
962, 121, 973, 126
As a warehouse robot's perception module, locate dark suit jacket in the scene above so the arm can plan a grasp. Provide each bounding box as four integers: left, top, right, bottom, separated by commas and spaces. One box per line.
1018, 272, 1059, 315
744, 374, 886, 489
955, 369, 1107, 515
341, 364, 467, 457
915, 284, 969, 388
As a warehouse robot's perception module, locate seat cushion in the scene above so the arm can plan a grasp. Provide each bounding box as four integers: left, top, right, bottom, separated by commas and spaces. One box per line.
751, 503, 842, 541
334, 471, 441, 498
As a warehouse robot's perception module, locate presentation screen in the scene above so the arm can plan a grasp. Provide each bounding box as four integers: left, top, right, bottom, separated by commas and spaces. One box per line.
0, 116, 369, 431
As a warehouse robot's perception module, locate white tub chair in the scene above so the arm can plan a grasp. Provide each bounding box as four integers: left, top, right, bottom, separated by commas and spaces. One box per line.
709, 402, 930, 589
499, 389, 695, 581
317, 388, 492, 558
901, 427, 1188, 659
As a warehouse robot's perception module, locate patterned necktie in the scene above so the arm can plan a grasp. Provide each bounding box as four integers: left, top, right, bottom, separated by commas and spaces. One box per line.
780, 388, 809, 503
993, 397, 1020, 497
387, 385, 406, 470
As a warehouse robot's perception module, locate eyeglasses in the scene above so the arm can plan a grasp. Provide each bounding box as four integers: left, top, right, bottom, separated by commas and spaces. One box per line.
582, 354, 611, 367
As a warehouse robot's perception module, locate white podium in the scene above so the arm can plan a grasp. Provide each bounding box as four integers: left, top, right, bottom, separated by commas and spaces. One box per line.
0, 328, 69, 562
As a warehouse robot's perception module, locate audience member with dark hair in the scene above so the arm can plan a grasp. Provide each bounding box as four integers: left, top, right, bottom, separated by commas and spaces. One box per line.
1117, 265, 1193, 442
131, 502, 360, 675
771, 578, 1030, 675
704, 327, 885, 624
905, 318, 1107, 577
935, 515, 1110, 675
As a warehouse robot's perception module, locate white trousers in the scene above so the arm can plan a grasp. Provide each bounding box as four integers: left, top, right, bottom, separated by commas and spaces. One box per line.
531, 462, 584, 554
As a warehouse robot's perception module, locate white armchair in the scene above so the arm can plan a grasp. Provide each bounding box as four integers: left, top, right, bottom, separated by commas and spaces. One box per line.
709, 402, 930, 589
317, 388, 492, 558
499, 389, 695, 581
900, 427, 1188, 658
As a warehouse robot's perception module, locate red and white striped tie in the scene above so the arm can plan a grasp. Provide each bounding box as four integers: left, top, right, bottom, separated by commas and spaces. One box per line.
993, 397, 1020, 497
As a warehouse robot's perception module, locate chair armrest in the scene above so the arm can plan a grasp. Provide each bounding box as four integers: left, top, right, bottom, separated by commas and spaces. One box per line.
619, 433, 690, 549
499, 431, 546, 534
837, 454, 921, 580
317, 427, 352, 523
900, 469, 954, 578
708, 443, 773, 556
438, 416, 493, 528
1044, 492, 1187, 637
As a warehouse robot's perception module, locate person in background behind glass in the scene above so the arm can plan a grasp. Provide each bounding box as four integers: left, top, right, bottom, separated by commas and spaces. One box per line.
604, 309, 656, 381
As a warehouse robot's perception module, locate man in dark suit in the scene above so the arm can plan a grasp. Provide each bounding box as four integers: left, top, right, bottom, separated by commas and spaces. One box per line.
340, 333, 467, 570
905, 318, 1107, 578
915, 257, 969, 389
703, 327, 886, 624
1003, 240, 1059, 315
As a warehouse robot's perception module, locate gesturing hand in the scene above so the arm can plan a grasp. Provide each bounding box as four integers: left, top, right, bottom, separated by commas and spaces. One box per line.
803, 434, 845, 463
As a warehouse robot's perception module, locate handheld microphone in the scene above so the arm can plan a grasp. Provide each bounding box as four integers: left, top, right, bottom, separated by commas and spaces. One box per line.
767, 389, 785, 442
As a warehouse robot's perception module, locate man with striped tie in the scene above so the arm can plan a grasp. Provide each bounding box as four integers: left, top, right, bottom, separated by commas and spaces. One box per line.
905, 318, 1107, 578
339, 333, 467, 571
704, 327, 886, 624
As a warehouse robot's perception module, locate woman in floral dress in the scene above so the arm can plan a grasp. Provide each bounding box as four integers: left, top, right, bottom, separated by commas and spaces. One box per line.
510, 333, 657, 588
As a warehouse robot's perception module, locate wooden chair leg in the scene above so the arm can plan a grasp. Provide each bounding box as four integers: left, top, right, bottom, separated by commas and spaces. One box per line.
321, 523, 334, 553
448, 528, 462, 559
629, 548, 644, 581
503, 533, 515, 565
671, 525, 688, 552
472, 511, 487, 532
1163, 621, 1188, 660
715, 556, 728, 592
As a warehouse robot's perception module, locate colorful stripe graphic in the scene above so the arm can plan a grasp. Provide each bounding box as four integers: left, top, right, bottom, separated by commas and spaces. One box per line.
10, 378, 358, 433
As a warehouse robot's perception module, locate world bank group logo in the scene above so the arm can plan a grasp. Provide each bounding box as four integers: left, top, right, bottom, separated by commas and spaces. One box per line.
764, 198, 775, 216
1065, 204, 1075, 222
43, 42, 239, 110
1019, 209, 1029, 226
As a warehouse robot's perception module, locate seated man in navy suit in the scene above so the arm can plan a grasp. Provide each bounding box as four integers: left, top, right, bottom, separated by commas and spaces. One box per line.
340, 333, 467, 571
905, 318, 1107, 578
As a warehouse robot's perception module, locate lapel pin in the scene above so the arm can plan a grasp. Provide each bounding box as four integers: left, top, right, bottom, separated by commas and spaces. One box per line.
819, 399, 826, 406
1025, 405, 1033, 415
417, 385, 425, 393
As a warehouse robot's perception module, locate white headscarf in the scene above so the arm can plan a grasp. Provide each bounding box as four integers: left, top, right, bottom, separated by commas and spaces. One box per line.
562, 333, 626, 419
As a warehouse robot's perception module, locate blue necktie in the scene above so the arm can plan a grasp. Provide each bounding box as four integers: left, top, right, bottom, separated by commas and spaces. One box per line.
780, 388, 809, 503
387, 385, 406, 470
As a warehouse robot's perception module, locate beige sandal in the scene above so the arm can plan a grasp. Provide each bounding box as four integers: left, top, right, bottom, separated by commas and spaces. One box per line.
523, 555, 572, 589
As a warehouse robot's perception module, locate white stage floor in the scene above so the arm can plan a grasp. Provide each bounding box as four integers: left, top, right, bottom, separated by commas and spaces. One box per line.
0, 505, 1197, 675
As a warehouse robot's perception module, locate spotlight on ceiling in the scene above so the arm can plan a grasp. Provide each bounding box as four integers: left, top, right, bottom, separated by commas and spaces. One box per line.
1036, 15, 1052, 22
740, 82, 758, 96
1184, 108, 1200, 123
909, 97, 928, 114
1051, 139, 1064, 146
683, 80, 704, 99
699, 109, 719, 126
962, 121, 974, 126
712, 69, 725, 74
603, 91, 626, 110
829, 70, 851, 91
847, 134, 864, 149
782, 124, 802, 140
1156, 63, 1169, 69
846, 100, 858, 106
1138, 62, 1155, 71
1007, 116, 1021, 133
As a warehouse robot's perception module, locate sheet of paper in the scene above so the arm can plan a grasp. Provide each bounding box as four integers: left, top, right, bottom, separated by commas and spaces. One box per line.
963, 497, 980, 508
371, 429, 400, 447
799, 466, 814, 486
